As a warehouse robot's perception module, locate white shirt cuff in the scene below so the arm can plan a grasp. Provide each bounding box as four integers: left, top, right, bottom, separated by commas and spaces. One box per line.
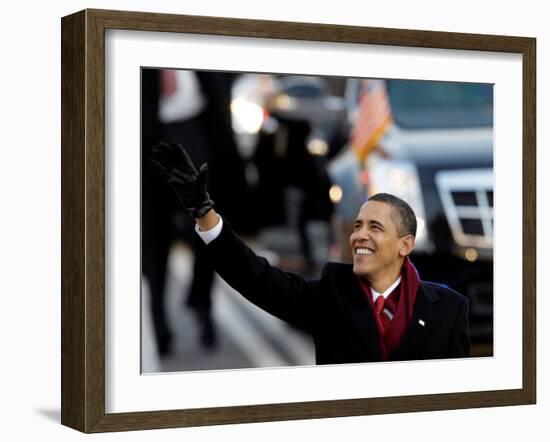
195, 215, 223, 245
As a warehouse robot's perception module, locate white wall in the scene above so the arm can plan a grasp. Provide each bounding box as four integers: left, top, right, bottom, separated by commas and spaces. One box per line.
0, 0, 547, 440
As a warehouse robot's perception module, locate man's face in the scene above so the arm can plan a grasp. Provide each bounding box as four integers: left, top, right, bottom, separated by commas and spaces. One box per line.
349, 201, 413, 281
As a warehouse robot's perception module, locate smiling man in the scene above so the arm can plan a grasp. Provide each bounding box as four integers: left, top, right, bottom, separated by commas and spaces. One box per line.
150, 142, 470, 364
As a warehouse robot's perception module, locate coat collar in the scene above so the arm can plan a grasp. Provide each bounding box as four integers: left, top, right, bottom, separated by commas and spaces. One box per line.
340, 275, 382, 361
339, 273, 441, 362
390, 281, 440, 360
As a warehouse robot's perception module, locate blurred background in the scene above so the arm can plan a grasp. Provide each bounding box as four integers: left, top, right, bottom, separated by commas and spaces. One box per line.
140, 68, 494, 373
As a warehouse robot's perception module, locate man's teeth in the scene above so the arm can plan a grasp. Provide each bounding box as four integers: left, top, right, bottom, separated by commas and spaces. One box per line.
356, 248, 373, 255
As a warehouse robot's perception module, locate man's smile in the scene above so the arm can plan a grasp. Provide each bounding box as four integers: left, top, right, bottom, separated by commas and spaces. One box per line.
355, 247, 374, 256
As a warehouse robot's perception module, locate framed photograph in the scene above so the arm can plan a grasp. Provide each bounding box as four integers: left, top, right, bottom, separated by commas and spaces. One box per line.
61, 8, 536, 433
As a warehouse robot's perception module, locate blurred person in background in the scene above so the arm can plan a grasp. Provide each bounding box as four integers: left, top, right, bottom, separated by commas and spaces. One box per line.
149, 142, 470, 363
142, 69, 252, 355
250, 76, 337, 275
142, 68, 174, 356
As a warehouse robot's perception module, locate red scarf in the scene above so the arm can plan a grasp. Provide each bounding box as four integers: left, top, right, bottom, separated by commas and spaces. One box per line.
358, 257, 420, 360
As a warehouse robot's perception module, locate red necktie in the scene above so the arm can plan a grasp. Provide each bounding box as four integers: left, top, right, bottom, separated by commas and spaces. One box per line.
374, 296, 391, 335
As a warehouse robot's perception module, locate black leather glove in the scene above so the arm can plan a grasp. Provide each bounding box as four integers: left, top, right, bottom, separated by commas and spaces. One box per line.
149, 142, 215, 218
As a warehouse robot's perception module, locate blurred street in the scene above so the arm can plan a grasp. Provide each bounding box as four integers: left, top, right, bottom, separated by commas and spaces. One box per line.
142, 238, 316, 373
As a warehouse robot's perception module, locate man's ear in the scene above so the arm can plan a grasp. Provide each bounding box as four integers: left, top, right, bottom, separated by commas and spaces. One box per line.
399, 235, 415, 257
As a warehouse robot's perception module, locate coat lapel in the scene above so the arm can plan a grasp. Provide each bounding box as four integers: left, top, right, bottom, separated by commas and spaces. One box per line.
390, 282, 440, 360
340, 275, 381, 361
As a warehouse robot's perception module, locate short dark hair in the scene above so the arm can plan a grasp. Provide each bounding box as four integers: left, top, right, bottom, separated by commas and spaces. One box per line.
368, 193, 417, 238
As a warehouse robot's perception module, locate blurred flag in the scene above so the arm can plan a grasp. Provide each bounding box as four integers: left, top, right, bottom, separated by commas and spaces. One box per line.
350, 79, 392, 162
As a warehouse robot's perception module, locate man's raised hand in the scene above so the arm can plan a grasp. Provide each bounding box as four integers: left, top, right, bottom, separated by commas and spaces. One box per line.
149, 142, 215, 219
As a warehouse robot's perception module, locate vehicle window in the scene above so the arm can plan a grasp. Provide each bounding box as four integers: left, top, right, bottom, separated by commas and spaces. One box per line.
284, 84, 324, 98
387, 80, 493, 129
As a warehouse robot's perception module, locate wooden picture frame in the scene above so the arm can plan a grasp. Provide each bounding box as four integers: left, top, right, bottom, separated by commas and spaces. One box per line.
61, 8, 536, 433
